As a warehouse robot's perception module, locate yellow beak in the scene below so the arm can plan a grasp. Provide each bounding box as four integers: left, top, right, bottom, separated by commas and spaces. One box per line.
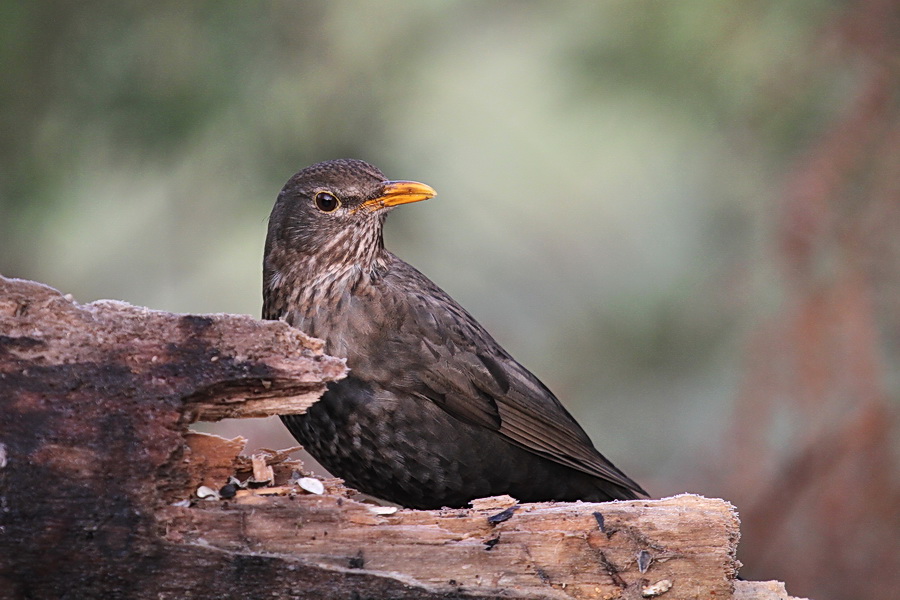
357, 180, 437, 212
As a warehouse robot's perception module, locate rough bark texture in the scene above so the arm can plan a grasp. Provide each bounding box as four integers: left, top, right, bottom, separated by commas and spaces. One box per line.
0, 276, 807, 599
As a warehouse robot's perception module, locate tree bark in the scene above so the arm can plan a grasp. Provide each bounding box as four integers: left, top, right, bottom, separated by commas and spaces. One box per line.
0, 275, 807, 599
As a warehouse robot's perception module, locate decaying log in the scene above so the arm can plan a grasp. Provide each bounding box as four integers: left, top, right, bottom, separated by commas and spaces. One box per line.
0, 275, 808, 599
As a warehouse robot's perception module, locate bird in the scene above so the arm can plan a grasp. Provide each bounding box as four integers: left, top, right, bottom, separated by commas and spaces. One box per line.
264, 158, 647, 509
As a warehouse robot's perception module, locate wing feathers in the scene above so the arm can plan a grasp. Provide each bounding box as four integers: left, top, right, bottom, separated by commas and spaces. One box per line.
394, 263, 645, 495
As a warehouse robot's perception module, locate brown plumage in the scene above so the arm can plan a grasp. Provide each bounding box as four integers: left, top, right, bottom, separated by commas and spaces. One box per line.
264, 159, 647, 509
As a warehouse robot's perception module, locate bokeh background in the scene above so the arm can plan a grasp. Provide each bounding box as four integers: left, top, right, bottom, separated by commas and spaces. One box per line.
2, 2, 897, 599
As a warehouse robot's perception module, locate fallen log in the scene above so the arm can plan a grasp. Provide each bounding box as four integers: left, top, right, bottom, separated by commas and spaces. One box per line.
0, 275, 807, 599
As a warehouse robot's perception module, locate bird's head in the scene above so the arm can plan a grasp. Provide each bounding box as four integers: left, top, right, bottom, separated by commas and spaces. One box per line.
265, 159, 437, 269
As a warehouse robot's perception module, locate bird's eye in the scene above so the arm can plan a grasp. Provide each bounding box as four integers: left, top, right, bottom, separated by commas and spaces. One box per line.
314, 191, 341, 213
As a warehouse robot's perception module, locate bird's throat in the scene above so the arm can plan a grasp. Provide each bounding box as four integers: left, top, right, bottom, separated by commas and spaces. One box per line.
265, 247, 389, 342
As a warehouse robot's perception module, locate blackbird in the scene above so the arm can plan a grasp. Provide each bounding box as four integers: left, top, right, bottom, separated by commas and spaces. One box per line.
264, 159, 647, 509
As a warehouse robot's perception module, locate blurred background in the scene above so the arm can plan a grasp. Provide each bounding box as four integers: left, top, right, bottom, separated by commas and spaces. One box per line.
1, 2, 897, 598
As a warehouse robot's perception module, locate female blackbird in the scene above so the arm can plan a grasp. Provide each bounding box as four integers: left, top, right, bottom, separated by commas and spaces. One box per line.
264, 159, 647, 509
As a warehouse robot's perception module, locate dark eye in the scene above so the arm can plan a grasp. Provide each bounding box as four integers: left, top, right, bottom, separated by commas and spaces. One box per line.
314, 191, 341, 213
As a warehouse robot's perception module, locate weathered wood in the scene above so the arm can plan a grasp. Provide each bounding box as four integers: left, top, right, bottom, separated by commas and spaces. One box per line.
0, 275, 807, 599
734, 581, 810, 600
165, 489, 738, 599
0, 276, 346, 422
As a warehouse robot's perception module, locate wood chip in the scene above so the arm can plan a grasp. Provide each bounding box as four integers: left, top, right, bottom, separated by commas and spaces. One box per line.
469, 494, 518, 511
234, 446, 303, 472
251, 453, 274, 484
235, 486, 294, 497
